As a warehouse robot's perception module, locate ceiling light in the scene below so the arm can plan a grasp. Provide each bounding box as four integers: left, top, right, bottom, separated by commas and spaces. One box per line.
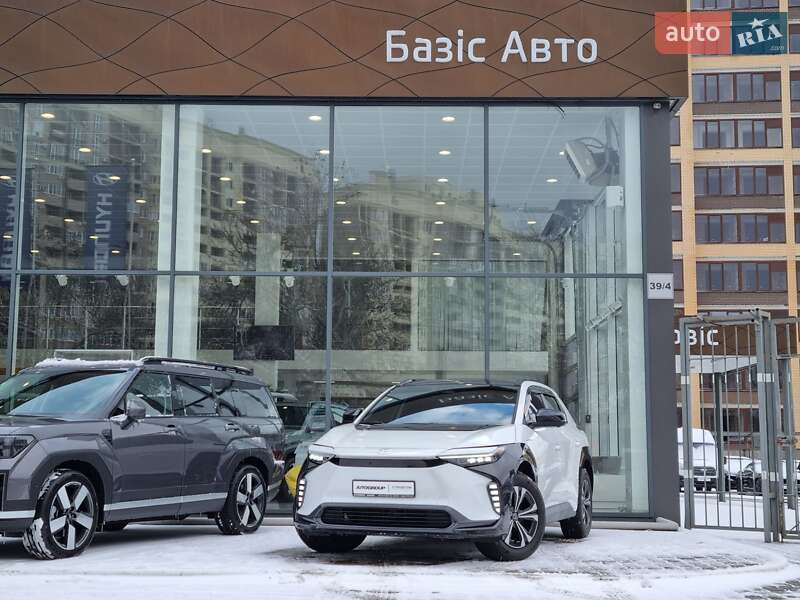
219, 176, 231, 182
111, 249, 120, 254
438, 150, 451, 156
109, 175, 120, 181
135, 198, 147, 204
236, 199, 246, 205
442, 116, 456, 123
2, 234, 11, 240
351, 251, 361, 256
433, 237, 442, 242
78, 147, 91, 153
435, 201, 446, 206
201, 148, 212, 154
89, 235, 99, 240
309, 115, 323, 122
30, 249, 39, 254
546, 178, 559, 184
432, 252, 441, 256
527, 220, 537, 225
513, 252, 521, 256
437, 178, 449, 183
559, 150, 565, 156
63, 218, 74, 223
347, 237, 357, 241
336, 200, 347, 205
249, 219, 260, 224
333, 177, 340, 182
34, 198, 45, 203
434, 220, 444, 225
341, 220, 352, 224
319, 149, 330, 155
41, 112, 55, 119
0, 175, 10, 181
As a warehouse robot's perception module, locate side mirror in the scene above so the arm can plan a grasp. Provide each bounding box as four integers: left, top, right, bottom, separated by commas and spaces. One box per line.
533, 408, 567, 428
341, 408, 362, 424
127, 404, 146, 421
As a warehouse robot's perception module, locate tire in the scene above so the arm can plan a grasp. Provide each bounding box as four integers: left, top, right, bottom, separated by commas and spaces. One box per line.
755, 478, 763, 494
22, 470, 99, 560
475, 472, 545, 562
296, 529, 366, 553
101, 521, 128, 532
215, 465, 267, 535
560, 467, 592, 540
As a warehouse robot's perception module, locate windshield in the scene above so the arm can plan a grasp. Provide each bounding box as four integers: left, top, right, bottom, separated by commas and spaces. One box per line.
359, 386, 517, 430
0, 370, 128, 418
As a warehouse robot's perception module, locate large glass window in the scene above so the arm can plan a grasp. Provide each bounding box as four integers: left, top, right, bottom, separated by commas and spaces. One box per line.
490, 107, 642, 274
176, 106, 329, 272
20, 105, 174, 270
489, 277, 648, 514
14, 274, 166, 369
331, 276, 485, 409
333, 107, 484, 272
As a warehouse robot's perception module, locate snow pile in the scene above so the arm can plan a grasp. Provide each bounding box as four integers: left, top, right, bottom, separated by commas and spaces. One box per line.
34, 358, 142, 369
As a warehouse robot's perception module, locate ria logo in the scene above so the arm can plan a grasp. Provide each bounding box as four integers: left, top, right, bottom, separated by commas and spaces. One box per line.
655, 11, 787, 56
92, 172, 120, 186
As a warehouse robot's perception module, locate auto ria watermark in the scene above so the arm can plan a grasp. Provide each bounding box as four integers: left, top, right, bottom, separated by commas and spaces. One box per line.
655, 11, 787, 55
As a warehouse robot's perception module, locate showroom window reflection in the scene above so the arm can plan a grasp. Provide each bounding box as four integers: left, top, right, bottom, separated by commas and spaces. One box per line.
1, 102, 650, 515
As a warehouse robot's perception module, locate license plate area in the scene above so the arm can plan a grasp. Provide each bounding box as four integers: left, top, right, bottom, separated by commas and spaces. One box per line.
352, 480, 415, 498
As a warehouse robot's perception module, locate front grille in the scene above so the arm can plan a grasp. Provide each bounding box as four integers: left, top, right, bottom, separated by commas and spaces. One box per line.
332, 457, 443, 468
694, 466, 716, 476
321, 506, 452, 529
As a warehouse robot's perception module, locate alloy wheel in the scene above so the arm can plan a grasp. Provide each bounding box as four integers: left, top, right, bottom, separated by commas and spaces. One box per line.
48, 481, 95, 551
504, 485, 539, 549
581, 478, 592, 526
236, 472, 265, 528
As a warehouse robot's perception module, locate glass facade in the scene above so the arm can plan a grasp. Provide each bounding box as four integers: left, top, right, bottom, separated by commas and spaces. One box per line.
0, 102, 649, 515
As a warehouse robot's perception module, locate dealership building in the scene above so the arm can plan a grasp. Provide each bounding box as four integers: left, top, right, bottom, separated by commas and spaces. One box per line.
0, 0, 686, 521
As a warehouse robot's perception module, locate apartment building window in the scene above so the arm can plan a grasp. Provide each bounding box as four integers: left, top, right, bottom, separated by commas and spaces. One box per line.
671, 163, 681, 193
673, 260, 683, 291
670, 117, 681, 146
672, 212, 683, 241
696, 214, 784, 243
694, 165, 783, 196
697, 262, 787, 292
792, 72, 800, 101
793, 119, 800, 147
792, 25, 800, 54
795, 216, 800, 243
692, 72, 780, 103
693, 119, 782, 149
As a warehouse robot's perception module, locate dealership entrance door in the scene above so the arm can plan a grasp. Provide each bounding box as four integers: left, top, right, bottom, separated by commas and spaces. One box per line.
679, 311, 799, 541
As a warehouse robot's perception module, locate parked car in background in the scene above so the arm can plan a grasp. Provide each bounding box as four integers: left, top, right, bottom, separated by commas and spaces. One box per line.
723, 455, 753, 491
677, 428, 720, 491
295, 380, 593, 562
0, 357, 285, 559
737, 460, 800, 494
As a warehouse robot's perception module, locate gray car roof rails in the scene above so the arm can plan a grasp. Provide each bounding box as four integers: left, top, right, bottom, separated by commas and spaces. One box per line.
139, 356, 254, 376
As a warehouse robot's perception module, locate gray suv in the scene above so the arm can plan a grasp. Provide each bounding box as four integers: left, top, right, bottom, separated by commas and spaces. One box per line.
0, 357, 285, 559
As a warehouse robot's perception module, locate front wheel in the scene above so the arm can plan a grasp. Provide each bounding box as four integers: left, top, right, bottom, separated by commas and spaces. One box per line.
560, 467, 592, 539
215, 465, 267, 535
296, 530, 366, 553
22, 470, 99, 560
475, 472, 545, 562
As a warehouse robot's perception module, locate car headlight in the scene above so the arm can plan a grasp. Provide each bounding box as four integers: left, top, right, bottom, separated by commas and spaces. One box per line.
307, 445, 335, 465
439, 446, 505, 468
0, 435, 34, 459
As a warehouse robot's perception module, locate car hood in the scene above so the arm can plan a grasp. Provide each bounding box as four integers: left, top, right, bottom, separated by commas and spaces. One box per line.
0, 415, 68, 434
313, 424, 517, 459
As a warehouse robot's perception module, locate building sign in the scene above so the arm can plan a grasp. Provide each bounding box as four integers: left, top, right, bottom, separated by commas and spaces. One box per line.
386, 30, 598, 65
85, 166, 129, 270
655, 11, 787, 56
0, 1, 687, 99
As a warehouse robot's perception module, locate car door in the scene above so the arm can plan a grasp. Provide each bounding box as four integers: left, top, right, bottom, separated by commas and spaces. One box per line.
110, 371, 184, 517
173, 373, 232, 501
544, 392, 583, 508
520, 387, 565, 508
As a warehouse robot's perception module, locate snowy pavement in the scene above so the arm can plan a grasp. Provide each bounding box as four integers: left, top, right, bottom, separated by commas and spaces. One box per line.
1, 522, 799, 600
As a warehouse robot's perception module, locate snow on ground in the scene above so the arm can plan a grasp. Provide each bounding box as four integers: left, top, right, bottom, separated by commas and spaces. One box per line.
687, 491, 799, 532
1, 523, 798, 600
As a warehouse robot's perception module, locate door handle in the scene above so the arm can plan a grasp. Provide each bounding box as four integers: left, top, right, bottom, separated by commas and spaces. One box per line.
225, 423, 241, 432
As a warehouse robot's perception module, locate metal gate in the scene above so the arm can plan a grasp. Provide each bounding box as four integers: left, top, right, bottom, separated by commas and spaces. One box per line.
679, 311, 799, 542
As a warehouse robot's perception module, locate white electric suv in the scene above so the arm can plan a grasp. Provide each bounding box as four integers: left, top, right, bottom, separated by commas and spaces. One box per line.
293, 380, 593, 561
